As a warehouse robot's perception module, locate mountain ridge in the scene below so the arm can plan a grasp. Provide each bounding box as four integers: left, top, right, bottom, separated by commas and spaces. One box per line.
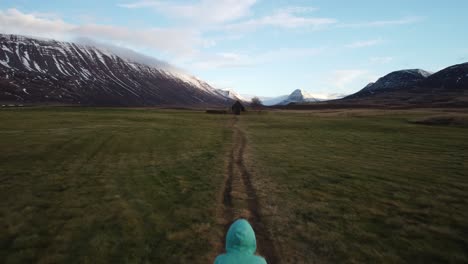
337, 62, 468, 107
0, 34, 234, 106
346, 69, 433, 99
274, 62, 468, 109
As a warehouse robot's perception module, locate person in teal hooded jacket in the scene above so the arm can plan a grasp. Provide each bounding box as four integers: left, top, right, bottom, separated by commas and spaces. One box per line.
214, 219, 267, 264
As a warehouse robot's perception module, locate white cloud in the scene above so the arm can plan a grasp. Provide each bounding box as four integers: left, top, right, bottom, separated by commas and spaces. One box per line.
190, 52, 254, 69
119, 0, 257, 24
224, 8, 337, 31
339, 16, 423, 28
188, 47, 325, 69
0, 8, 203, 55
370, 56, 393, 64
346, 38, 383, 48
281, 6, 319, 13
0, 8, 73, 37
119, 1, 334, 31
0, 6, 331, 69
74, 37, 176, 69
71, 24, 201, 55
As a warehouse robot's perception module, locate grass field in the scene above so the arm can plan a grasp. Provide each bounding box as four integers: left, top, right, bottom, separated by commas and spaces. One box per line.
1, 107, 467, 263
241, 109, 468, 263
0, 108, 231, 264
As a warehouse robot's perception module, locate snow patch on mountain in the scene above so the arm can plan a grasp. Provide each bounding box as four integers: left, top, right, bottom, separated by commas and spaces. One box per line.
0, 33, 235, 105
261, 89, 321, 106
348, 69, 433, 98
216, 89, 246, 101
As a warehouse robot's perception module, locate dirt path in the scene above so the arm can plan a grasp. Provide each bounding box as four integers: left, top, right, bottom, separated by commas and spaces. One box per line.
219, 117, 279, 264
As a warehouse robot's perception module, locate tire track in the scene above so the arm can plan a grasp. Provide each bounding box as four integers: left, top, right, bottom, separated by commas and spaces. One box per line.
222, 146, 234, 221
220, 117, 279, 264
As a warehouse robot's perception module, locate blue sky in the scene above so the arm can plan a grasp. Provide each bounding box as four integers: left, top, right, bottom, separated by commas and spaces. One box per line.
1, 0, 467, 98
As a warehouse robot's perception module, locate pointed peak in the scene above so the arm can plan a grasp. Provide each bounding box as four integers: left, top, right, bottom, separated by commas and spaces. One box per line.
290, 89, 303, 95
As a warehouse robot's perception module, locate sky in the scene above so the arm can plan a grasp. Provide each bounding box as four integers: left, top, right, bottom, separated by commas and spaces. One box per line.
1, 0, 468, 98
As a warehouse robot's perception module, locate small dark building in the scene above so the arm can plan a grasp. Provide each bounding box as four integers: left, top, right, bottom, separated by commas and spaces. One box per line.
231, 101, 245, 115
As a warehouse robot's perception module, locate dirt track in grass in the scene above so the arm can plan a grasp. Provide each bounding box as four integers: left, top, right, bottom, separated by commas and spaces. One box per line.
218, 116, 279, 264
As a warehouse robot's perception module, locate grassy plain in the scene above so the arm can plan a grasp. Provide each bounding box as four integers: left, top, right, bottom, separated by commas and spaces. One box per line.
241, 109, 468, 263
0, 108, 231, 264
0, 107, 467, 264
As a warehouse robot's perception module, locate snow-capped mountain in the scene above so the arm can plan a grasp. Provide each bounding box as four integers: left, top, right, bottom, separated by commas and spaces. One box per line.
347, 69, 432, 99
215, 88, 246, 102
342, 62, 468, 106
0, 34, 233, 106
262, 89, 320, 106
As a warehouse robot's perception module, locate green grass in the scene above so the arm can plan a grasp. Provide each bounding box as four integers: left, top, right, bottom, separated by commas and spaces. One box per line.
1, 108, 467, 263
0, 108, 232, 264
241, 110, 468, 263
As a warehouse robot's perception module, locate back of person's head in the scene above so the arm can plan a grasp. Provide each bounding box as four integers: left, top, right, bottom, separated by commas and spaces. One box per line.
225, 219, 257, 254
214, 219, 267, 264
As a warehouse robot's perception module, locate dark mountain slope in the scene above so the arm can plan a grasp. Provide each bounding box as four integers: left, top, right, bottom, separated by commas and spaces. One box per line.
340, 63, 468, 107
346, 69, 432, 99
422, 62, 468, 90
0, 34, 231, 106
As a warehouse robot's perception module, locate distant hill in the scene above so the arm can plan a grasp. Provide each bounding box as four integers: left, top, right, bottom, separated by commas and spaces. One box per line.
0, 34, 235, 106
273, 63, 468, 109
423, 63, 468, 90
346, 69, 432, 99
262, 89, 321, 106
339, 62, 468, 107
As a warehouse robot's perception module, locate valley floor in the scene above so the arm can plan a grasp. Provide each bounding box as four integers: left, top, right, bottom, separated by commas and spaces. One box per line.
0, 107, 467, 263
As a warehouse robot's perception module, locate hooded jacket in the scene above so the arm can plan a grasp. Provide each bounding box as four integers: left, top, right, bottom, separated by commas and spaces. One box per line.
214, 219, 267, 264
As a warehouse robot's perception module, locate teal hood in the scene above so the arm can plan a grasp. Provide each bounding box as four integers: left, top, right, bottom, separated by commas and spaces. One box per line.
226, 219, 257, 254
214, 219, 267, 264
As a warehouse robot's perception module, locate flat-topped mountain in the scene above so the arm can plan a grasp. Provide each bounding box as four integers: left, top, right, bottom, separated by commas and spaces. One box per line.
0, 34, 233, 106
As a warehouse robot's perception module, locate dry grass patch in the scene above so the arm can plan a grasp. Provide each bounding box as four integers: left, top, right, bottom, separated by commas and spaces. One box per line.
409, 113, 468, 127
